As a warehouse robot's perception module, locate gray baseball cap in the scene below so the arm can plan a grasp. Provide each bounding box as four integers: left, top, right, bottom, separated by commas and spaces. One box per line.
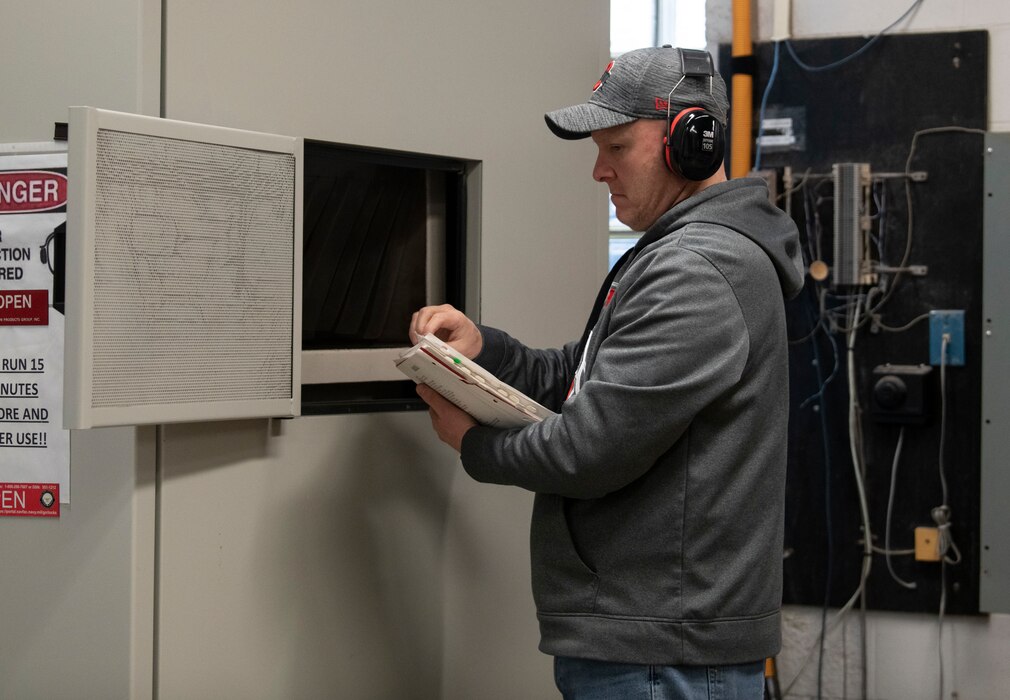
545, 46, 730, 140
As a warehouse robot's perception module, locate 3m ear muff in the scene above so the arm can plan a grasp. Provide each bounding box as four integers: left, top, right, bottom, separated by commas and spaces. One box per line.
661, 48, 726, 181
664, 107, 725, 181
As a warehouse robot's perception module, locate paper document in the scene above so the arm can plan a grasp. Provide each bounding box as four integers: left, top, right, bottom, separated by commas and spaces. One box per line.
395, 334, 556, 428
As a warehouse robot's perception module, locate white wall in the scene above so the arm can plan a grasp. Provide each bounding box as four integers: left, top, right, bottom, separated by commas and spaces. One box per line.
707, 2, 1010, 699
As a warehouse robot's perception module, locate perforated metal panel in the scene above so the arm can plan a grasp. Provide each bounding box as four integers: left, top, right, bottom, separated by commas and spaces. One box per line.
66, 107, 302, 428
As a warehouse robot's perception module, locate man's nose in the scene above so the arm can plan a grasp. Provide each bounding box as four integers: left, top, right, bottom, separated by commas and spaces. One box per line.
593, 154, 613, 183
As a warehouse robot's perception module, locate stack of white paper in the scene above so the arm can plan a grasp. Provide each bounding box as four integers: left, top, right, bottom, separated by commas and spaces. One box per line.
395, 334, 555, 429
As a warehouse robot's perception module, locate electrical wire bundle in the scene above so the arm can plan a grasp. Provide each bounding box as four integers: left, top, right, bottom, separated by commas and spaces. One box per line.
761, 4, 985, 698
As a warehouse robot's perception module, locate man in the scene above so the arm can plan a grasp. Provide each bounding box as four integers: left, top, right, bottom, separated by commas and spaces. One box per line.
411, 46, 804, 699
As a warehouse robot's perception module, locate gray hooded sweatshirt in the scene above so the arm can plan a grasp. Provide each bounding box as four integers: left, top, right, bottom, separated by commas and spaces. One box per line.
461, 177, 805, 666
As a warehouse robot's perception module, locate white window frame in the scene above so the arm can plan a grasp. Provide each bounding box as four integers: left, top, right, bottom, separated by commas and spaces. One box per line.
608, 0, 707, 266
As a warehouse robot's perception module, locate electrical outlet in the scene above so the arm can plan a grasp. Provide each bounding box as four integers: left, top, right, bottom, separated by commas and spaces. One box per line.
929, 310, 965, 366
915, 526, 941, 562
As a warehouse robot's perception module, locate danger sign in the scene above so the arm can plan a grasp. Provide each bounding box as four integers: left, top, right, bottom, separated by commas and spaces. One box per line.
0, 170, 68, 214
0, 149, 71, 508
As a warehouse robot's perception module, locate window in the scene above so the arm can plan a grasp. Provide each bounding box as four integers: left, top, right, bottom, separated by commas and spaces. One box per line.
608, 0, 707, 267
611, 0, 706, 55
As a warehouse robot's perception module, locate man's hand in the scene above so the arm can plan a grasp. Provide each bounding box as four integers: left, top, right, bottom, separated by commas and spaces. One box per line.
416, 384, 478, 453
409, 304, 483, 359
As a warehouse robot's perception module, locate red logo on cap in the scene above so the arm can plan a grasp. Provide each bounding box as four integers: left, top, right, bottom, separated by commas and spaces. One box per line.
593, 60, 615, 92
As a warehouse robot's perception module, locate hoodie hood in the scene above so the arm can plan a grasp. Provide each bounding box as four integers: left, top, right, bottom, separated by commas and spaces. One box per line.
636, 178, 805, 300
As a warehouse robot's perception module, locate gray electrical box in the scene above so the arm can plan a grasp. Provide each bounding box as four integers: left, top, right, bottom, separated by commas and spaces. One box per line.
980, 132, 1010, 613
832, 162, 870, 287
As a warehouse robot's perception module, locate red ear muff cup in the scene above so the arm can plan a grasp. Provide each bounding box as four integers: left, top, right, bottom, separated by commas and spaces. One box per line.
664, 108, 725, 181
664, 107, 701, 172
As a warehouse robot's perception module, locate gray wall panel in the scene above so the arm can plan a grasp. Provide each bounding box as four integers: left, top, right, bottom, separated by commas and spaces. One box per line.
981, 132, 1010, 613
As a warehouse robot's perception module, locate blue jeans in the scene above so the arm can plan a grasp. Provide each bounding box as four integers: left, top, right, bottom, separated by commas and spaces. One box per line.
553, 656, 765, 700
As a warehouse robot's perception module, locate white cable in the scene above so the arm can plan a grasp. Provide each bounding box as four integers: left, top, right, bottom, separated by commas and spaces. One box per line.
931, 335, 962, 566
784, 301, 876, 699
936, 333, 948, 700
933, 333, 962, 700
848, 299, 871, 700
872, 545, 915, 555
847, 300, 874, 595
869, 127, 986, 318
885, 426, 917, 589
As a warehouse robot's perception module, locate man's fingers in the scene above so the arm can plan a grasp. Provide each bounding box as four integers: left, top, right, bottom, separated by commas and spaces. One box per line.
410, 305, 460, 343
417, 383, 449, 412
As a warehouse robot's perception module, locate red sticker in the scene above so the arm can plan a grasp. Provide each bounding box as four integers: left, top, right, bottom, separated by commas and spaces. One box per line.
0, 289, 48, 325
0, 483, 60, 517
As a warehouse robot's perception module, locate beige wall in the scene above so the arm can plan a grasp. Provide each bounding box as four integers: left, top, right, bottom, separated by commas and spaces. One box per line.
1, 0, 609, 698
157, 1, 608, 699
0, 0, 161, 142
0, 2, 161, 698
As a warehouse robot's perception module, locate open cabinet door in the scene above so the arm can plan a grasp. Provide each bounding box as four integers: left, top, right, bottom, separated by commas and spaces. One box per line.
65, 107, 302, 428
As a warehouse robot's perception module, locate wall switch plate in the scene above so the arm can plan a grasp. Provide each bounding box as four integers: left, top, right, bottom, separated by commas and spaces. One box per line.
929, 310, 965, 366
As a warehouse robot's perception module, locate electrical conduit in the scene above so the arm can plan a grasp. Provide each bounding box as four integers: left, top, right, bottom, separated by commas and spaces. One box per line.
730, 0, 753, 178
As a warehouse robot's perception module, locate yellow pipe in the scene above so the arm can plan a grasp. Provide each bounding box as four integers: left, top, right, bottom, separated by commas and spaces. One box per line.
731, 0, 753, 179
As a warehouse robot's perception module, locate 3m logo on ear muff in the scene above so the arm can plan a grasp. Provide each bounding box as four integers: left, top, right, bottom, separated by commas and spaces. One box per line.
664, 108, 725, 181
593, 60, 615, 92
